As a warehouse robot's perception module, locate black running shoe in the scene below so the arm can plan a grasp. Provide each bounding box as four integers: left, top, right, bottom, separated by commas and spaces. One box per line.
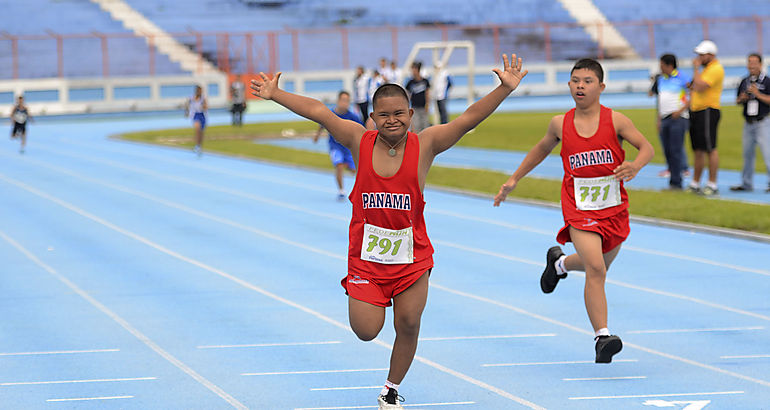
377, 388, 404, 409
595, 335, 623, 363
540, 246, 567, 294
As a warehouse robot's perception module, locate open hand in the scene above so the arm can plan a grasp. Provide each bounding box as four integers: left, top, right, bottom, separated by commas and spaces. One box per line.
250, 72, 282, 100
493, 54, 528, 91
613, 161, 640, 182
493, 181, 517, 206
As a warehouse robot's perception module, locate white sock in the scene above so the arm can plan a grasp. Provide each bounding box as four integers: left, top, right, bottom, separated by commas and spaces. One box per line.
594, 328, 610, 339
706, 181, 718, 190
689, 181, 700, 188
555, 255, 567, 275
380, 380, 399, 396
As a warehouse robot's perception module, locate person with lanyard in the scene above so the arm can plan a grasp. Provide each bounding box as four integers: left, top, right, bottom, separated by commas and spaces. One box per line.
313, 91, 363, 200
10, 95, 31, 154
433, 63, 453, 124
184, 85, 207, 156
688, 40, 724, 196
650, 54, 691, 189
405, 62, 431, 133
251, 53, 528, 409
354, 66, 372, 118
494, 58, 654, 364
732, 53, 770, 193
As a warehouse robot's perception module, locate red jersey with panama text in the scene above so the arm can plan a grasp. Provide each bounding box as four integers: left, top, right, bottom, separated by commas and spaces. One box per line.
347, 130, 434, 279
560, 105, 629, 221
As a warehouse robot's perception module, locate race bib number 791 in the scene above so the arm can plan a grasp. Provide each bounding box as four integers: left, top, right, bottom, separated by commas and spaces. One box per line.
361, 223, 414, 264
574, 175, 621, 211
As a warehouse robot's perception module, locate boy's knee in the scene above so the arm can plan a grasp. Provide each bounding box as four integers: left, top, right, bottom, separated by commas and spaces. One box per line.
394, 315, 421, 337
353, 329, 378, 342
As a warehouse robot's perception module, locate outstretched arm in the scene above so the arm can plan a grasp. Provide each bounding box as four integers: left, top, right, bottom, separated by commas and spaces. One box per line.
612, 112, 654, 182
251, 72, 366, 149
422, 54, 528, 156
493, 116, 561, 206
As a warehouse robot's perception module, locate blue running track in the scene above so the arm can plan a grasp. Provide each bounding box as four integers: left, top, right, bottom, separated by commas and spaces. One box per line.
0, 115, 769, 409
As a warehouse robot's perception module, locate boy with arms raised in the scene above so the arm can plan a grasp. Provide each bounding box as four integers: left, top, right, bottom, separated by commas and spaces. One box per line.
494, 59, 653, 363
252, 54, 527, 408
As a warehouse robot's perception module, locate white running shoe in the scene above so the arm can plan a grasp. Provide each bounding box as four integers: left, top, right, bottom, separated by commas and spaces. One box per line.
377, 388, 404, 409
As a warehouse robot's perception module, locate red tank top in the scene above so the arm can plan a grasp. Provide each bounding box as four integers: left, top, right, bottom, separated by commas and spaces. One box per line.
348, 131, 434, 279
560, 105, 628, 220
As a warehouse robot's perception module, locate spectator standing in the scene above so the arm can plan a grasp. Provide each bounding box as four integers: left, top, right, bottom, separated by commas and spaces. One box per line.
433, 63, 453, 124
688, 40, 724, 196
379, 57, 395, 84
230, 74, 246, 127
368, 69, 385, 107
405, 61, 431, 132
353, 66, 371, 118
390, 60, 404, 85
650, 54, 691, 189
731, 53, 770, 193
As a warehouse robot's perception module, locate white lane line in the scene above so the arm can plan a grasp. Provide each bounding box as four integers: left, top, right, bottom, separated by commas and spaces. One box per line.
432, 283, 770, 388
419, 333, 556, 341
0, 229, 247, 410
45, 141, 770, 278
435, 239, 770, 323
0, 348, 119, 356
309, 386, 381, 391
198, 341, 342, 349
8, 157, 770, 393
19, 151, 770, 325
243, 368, 388, 376
483, 360, 639, 367
46, 395, 133, 402
60, 138, 332, 194
295, 402, 475, 410
624, 245, 770, 278
721, 354, 770, 359
569, 390, 744, 400
628, 326, 764, 334
563, 376, 647, 381
0, 174, 543, 409
1, 377, 156, 386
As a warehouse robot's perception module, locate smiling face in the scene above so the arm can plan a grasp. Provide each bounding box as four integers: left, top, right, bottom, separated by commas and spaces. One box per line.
371, 95, 412, 140
569, 68, 605, 108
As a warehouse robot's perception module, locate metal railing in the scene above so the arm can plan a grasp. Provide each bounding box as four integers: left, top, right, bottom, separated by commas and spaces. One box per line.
1, 15, 768, 80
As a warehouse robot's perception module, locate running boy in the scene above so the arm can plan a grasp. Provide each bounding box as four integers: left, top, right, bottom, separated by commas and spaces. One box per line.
10, 95, 31, 154
494, 58, 653, 363
252, 54, 527, 408
184, 85, 207, 156
313, 91, 363, 200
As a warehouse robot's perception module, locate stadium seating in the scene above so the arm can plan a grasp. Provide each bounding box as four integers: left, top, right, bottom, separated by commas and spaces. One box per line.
593, 0, 768, 58
1, 0, 184, 79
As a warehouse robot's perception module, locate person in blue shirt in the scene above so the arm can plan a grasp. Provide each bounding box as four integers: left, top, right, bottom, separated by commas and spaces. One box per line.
314, 91, 363, 200
650, 54, 691, 189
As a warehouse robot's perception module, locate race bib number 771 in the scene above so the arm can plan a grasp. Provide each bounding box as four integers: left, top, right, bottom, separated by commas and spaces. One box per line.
574, 175, 621, 211
360, 223, 414, 264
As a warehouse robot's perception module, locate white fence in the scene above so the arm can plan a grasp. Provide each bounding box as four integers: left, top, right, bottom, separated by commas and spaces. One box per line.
0, 57, 753, 117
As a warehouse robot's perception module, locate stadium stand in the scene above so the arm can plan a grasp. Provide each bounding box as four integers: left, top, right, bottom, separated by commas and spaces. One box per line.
593, 0, 769, 58
1, 0, 184, 79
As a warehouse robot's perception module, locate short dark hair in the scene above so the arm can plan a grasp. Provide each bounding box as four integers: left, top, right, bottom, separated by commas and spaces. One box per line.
411, 61, 422, 71
337, 90, 350, 99
660, 53, 677, 68
570, 58, 604, 83
749, 53, 762, 63
371, 83, 409, 109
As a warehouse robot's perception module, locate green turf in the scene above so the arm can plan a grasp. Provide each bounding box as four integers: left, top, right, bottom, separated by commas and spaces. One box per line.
459, 106, 761, 173
118, 123, 770, 235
